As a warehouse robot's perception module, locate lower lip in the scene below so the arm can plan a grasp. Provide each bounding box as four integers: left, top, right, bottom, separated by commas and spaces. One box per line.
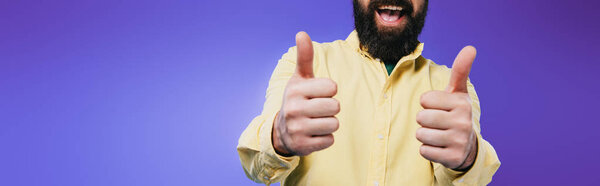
375, 11, 405, 26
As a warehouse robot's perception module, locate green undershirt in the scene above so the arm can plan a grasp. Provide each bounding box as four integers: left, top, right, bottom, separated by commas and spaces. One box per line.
385, 62, 396, 76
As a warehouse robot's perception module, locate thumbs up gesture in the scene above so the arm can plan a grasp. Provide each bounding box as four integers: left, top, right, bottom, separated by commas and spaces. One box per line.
416, 46, 478, 171
272, 32, 340, 156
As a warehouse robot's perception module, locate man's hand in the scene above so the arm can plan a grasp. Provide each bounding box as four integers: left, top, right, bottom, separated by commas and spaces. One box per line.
272, 32, 340, 156
416, 46, 478, 171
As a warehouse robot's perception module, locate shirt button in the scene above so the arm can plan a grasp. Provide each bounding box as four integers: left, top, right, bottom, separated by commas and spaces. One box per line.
374, 181, 379, 186
377, 134, 384, 139
383, 94, 388, 99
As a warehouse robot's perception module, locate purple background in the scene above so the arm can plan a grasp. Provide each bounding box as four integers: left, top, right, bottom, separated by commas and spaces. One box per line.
1, 0, 599, 185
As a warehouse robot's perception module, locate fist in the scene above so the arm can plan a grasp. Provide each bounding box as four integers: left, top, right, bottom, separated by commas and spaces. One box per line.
416, 46, 479, 170
272, 32, 340, 156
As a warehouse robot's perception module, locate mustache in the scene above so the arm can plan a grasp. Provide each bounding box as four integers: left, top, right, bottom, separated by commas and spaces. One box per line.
368, 0, 414, 15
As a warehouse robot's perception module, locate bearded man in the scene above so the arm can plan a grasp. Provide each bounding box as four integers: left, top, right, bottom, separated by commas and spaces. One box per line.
237, 0, 500, 185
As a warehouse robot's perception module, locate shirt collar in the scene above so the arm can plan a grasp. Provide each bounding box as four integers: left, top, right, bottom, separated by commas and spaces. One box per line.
345, 30, 424, 64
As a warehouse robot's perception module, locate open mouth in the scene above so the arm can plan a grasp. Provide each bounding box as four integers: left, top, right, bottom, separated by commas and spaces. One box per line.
375, 5, 406, 26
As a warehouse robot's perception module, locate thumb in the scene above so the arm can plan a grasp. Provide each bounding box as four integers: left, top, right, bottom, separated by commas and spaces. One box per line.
446, 46, 476, 93
294, 31, 314, 78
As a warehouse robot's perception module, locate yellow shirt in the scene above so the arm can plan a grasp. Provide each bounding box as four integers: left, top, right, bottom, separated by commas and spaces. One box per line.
237, 31, 500, 186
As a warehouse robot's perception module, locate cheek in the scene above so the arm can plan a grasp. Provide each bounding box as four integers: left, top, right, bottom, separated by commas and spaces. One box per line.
361, 0, 369, 8
412, 0, 426, 14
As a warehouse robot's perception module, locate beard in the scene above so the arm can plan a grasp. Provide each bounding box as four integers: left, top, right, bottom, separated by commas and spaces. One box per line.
353, 0, 428, 64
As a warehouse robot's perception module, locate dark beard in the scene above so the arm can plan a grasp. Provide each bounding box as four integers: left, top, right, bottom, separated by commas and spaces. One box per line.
353, 0, 428, 64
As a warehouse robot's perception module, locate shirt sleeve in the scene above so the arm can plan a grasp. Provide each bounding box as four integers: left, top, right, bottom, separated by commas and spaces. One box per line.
433, 80, 501, 186
237, 46, 303, 184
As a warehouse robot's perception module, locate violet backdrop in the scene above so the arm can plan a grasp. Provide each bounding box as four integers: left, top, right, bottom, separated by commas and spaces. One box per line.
1, 0, 599, 185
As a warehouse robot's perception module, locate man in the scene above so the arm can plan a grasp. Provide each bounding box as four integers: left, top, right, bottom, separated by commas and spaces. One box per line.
237, 0, 500, 185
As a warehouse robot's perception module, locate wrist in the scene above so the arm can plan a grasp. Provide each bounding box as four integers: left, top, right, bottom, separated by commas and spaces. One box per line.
271, 111, 294, 157
453, 133, 478, 172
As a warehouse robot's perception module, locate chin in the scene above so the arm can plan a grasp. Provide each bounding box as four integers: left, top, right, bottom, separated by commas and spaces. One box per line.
376, 25, 407, 40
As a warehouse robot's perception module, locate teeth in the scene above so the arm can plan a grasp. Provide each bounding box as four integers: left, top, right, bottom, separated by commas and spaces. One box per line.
378, 5, 403, 11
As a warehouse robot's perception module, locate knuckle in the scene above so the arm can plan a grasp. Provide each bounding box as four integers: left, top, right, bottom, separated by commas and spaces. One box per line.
325, 86, 337, 96
324, 79, 338, 96
292, 137, 307, 150
331, 117, 340, 131
419, 145, 429, 157
454, 136, 468, 146
323, 135, 335, 147
415, 128, 424, 141
283, 109, 296, 118
286, 85, 301, 97
416, 111, 426, 124
282, 108, 293, 118
420, 91, 436, 106
420, 93, 429, 106
332, 99, 341, 113
458, 119, 472, 130
310, 136, 334, 153
323, 117, 340, 133
332, 83, 338, 95
314, 78, 337, 96
321, 78, 335, 87
284, 102, 303, 117
286, 123, 303, 134
458, 100, 471, 110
